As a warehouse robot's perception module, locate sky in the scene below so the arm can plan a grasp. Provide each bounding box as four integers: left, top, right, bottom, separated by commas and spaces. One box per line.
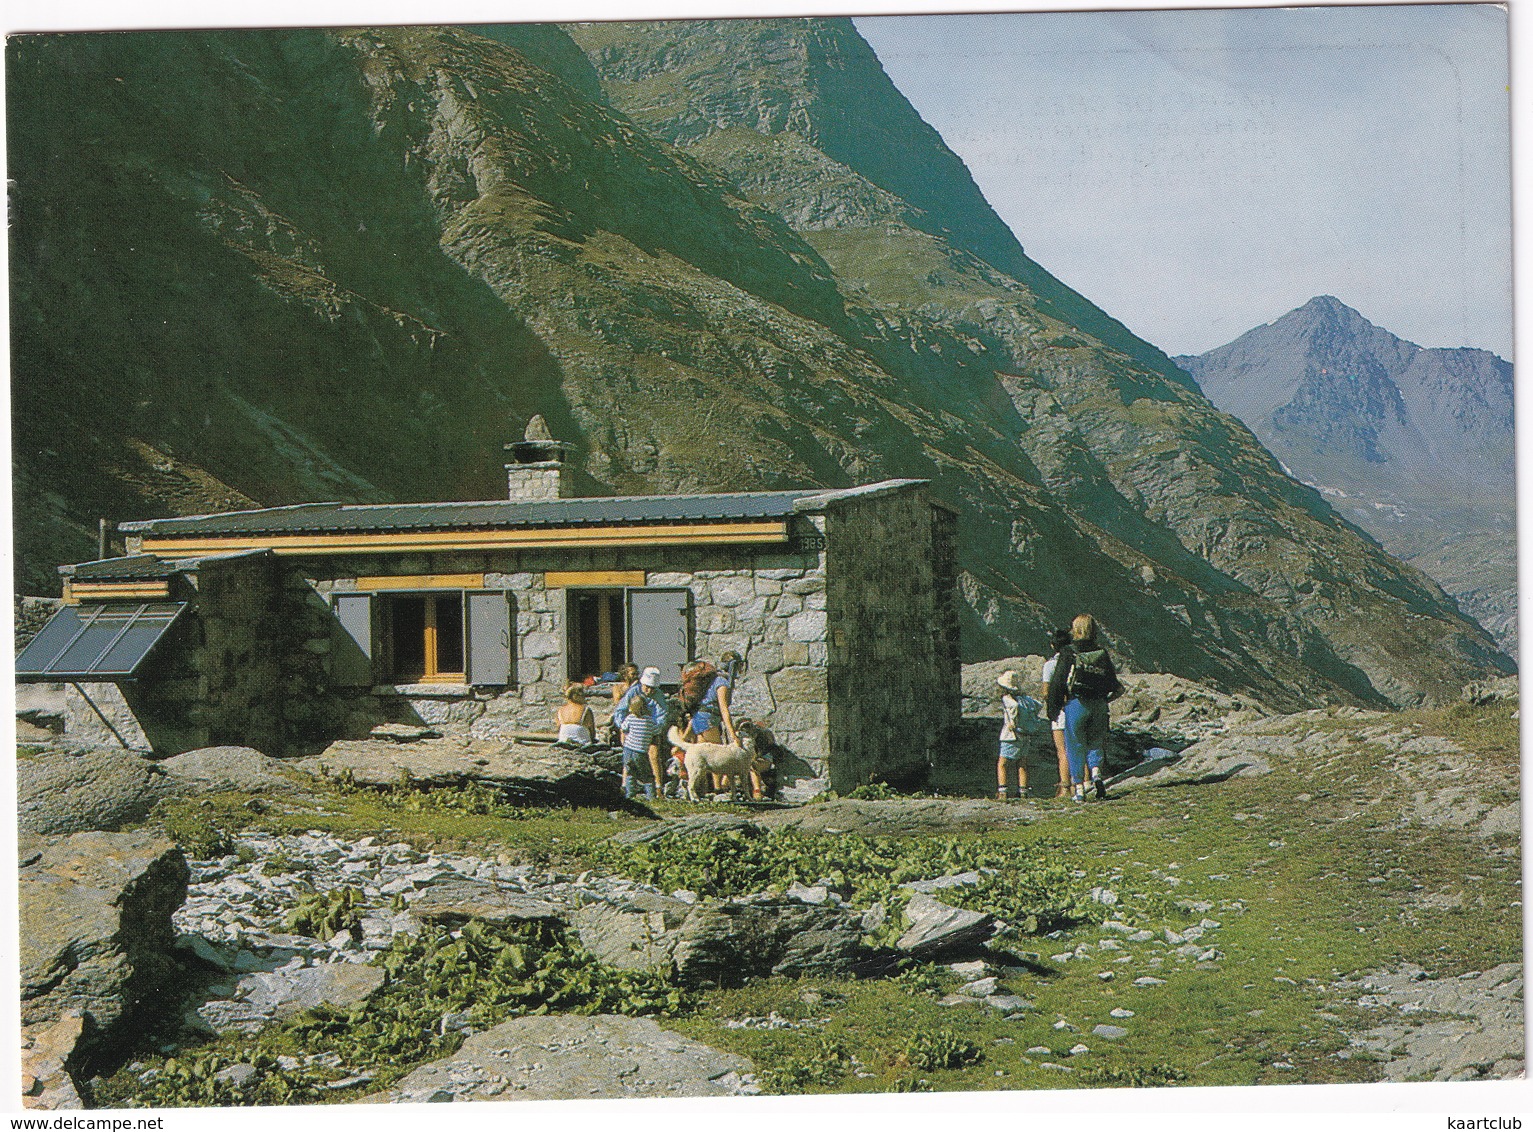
855, 5, 1513, 360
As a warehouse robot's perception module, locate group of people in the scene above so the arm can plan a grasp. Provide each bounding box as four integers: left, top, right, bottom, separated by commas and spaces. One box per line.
555, 650, 764, 801
996, 613, 1123, 804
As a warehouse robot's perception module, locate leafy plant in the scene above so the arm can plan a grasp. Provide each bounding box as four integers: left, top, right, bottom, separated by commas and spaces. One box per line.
98, 919, 696, 1108
1078, 1063, 1189, 1087
283, 887, 365, 940
758, 1036, 855, 1093
899, 1027, 982, 1071
155, 799, 236, 859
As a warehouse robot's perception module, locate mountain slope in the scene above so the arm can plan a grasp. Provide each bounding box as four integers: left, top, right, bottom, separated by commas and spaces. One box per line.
1179, 297, 1517, 653
8, 23, 1512, 708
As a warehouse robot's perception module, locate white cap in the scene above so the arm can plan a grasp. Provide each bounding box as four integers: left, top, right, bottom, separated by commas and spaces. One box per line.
996, 670, 1022, 692
640, 666, 661, 687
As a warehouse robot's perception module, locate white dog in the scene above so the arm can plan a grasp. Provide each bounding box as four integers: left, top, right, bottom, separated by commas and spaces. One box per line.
667, 726, 765, 803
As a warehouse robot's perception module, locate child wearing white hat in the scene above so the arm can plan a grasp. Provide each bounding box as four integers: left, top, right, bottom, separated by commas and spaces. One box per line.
996, 669, 1026, 800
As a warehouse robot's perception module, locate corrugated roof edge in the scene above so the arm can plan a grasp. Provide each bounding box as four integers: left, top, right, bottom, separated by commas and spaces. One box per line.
118, 501, 343, 533
792, 479, 930, 512
62, 548, 276, 578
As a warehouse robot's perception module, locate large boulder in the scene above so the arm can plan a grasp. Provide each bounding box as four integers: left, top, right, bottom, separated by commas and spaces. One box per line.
156, 746, 312, 797
756, 797, 1036, 837
409, 880, 569, 928
378, 1014, 755, 1102
20, 831, 189, 1072
294, 737, 620, 806
17, 748, 167, 836
668, 897, 869, 985
572, 891, 869, 985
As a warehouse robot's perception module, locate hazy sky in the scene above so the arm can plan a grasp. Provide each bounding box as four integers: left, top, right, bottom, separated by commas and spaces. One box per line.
855, 5, 1512, 359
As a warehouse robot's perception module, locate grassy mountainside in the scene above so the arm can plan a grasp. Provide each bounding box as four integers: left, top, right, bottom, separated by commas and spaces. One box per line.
8, 22, 1512, 707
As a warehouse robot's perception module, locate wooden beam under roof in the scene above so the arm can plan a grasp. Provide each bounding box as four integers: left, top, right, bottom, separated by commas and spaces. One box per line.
138, 520, 791, 557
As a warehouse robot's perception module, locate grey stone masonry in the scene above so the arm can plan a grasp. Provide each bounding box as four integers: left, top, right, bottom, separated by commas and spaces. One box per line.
823, 488, 961, 791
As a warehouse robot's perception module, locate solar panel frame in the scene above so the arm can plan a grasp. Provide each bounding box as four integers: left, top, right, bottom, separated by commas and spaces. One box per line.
15, 602, 189, 681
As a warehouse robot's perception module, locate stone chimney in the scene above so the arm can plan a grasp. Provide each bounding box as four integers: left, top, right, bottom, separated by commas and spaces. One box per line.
504, 415, 573, 501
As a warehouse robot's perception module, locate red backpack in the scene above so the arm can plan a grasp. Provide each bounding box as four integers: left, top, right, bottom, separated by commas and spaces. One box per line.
679, 661, 719, 712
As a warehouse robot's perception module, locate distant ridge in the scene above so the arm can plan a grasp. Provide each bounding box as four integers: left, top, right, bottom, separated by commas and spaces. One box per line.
1178, 297, 1516, 654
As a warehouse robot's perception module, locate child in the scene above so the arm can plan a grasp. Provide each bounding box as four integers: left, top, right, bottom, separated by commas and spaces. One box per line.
996, 669, 1026, 800
619, 686, 659, 800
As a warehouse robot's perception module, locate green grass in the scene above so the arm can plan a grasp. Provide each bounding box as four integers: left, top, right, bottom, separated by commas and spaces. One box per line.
114, 700, 1519, 1099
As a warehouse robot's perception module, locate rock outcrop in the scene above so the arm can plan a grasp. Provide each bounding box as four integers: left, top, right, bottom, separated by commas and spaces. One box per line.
20, 831, 190, 1102
293, 737, 619, 805
157, 746, 310, 798
17, 748, 166, 837
377, 1014, 756, 1102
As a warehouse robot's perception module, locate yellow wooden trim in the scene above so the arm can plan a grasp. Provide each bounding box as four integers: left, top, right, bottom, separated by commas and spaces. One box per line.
416, 672, 466, 684
139, 521, 790, 556
69, 582, 171, 601
61, 581, 75, 605
356, 573, 485, 592
544, 570, 646, 589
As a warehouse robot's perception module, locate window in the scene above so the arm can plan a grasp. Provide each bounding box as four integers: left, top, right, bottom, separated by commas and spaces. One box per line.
385, 593, 465, 683
566, 587, 691, 684
568, 590, 626, 679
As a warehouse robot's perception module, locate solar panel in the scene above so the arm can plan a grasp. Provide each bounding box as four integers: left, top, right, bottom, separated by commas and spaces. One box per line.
15, 603, 188, 681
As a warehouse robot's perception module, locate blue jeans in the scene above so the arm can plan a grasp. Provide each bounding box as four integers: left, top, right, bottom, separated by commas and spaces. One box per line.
1062, 697, 1107, 784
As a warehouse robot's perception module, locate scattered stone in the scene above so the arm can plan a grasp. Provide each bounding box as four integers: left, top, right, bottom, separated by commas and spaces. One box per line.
1068, 1043, 1090, 1056
380, 1015, 755, 1102
1134, 977, 1167, 987
1110, 1008, 1135, 1018
959, 977, 999, 997
986, 995, 1033, 1013
786, 883, 830, 905
1092, 1025, 1129, 1040
948, 960, 990, 980
904, 871, 984, 894
213, 1063, 258, 1088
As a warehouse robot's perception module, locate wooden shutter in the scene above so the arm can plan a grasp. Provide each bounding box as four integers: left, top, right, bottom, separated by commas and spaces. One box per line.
465, 590, 513, 685
330, 593, 374, 686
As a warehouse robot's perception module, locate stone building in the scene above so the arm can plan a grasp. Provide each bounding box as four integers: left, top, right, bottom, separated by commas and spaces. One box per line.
18, 434, 961, 793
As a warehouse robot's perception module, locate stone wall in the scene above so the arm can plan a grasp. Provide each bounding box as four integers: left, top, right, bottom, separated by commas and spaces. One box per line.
300, 528, 832, 779
823, 487, 961, 791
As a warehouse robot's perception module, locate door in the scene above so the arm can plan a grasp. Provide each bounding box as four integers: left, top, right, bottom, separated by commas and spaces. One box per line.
626, 588, 692, 687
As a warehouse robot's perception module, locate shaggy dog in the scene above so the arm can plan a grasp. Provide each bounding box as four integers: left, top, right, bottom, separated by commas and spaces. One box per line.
667, 726, 766, 803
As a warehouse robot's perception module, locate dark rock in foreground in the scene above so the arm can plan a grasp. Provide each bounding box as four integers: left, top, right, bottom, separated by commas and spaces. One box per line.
20, 831, 190, 1104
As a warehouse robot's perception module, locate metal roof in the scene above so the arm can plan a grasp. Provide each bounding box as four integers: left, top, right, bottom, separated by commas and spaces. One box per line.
63, 555, 179, 581
117, 481, 928, 538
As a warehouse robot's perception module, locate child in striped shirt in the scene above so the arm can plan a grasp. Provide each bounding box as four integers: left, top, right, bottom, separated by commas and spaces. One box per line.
620, 688, 659, 800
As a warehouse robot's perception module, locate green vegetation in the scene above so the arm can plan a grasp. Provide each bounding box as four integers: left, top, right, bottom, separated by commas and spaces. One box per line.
111, 700, 1518, 1101
97, 919, 694, 1108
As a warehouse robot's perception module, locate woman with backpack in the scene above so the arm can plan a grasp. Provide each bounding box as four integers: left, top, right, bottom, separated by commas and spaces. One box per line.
680, 651, 747, 793
1038, 628, 1074, 798
1047, 614, 1123, 802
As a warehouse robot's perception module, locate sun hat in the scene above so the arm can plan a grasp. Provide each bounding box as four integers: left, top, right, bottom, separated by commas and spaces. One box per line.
640, 666, 661, 688
996, 669, 1022, 692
